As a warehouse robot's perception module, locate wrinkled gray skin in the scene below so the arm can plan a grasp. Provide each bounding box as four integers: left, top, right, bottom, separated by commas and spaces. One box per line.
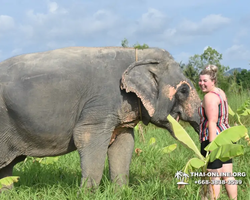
0, 47, 200, 189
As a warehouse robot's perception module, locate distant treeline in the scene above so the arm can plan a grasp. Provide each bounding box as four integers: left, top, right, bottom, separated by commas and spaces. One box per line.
121, 39, 250, 94
179, 46, 250, 94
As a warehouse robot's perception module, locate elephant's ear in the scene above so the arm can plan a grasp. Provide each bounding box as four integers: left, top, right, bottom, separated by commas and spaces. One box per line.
121, 59, 160, 117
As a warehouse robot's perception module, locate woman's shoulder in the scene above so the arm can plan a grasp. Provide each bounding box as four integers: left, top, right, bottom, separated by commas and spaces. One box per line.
203, 92, 220, 104
216, 88, 227, 101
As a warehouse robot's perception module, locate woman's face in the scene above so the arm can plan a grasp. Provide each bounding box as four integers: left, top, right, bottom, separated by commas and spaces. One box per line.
199, 74, 215, 93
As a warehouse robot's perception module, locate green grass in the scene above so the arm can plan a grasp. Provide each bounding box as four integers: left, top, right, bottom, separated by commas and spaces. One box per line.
1, 91, 250, 199
1, 125, 250, 200
225, 90, 250, 127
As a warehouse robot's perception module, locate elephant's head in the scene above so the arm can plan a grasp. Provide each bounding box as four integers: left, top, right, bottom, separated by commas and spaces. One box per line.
121, 59, 200, 136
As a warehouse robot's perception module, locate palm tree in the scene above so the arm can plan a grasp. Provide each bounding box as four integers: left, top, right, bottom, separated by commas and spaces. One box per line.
175, 171, 183, 181
181, 173, 189, 182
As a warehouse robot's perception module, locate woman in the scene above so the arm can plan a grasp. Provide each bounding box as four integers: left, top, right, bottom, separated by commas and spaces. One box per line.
199, 65, 237, 199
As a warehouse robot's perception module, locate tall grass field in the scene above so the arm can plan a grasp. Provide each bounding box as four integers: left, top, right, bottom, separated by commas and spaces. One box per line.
1, 93, 250, 200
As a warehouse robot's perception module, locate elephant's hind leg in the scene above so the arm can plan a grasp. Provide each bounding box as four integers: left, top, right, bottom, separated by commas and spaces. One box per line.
107, 128, 134, 186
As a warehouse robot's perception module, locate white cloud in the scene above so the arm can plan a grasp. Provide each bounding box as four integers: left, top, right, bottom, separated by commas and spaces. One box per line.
203, 46, 209, 51
48, 1, 67, 14
203, 45, 221, 53
224, 45, 250, 61
135, 8, 168, 34
8, 2, 121, 50
25, 1, 67, 24
160, 29, 193, 46
26, 10, 47, 24
233, 28, 249, 44
178, 14, 230, 35
85, 10, 118, 34
173, 52, 191, 64
48, 2, 58, 13
154, 14, 231, 48
0, 15, 15, 32
0, 0, 248, 70
19, 25, 34, 38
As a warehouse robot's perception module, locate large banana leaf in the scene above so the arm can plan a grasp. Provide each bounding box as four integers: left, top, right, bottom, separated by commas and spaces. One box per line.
205, 126, 247, 151
209, 144, 244, 162
167, 115, 204, 160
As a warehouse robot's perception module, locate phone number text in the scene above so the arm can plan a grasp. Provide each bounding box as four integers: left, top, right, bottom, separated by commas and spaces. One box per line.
194, 179, 242, 185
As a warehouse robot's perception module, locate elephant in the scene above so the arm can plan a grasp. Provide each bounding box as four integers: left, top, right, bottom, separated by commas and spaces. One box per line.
0, 47, 201, 189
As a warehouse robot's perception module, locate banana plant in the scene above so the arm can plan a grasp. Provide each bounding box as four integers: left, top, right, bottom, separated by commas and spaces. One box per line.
167, 115, 247, 180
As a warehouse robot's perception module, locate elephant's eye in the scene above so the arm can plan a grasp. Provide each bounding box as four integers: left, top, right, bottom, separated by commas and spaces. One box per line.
181, 87, 187, 93
180, 85, 189, 94
176, 84, 190, 100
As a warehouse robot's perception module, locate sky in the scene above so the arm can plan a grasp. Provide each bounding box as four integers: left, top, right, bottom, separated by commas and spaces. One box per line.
0, 0, 250, 70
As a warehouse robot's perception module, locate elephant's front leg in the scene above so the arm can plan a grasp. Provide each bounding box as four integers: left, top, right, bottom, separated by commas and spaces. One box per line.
107, 128, 134, 186
73, 123, 111, 188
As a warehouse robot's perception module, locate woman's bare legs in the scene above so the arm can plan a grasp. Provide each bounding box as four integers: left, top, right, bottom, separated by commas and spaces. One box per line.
222, 163, 237, 200
208, 168, 222, 199
207, 163, 237, 200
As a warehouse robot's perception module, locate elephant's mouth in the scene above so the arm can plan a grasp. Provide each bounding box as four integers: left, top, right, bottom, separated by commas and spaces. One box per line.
175, 114, 180, 122
170, 112, 181, 122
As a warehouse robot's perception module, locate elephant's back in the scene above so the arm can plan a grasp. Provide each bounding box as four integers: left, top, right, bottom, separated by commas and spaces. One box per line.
0, 46, 172, 84
0, 47, 134, 81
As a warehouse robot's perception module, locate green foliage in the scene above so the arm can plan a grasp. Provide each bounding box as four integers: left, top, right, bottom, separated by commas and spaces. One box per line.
225, 69, 250, 93
148, 137, 156, 145
166, 115, 204, 160
133, 43, 149, 49
237, 98, 250, 116
148, 137, 177, 154
181, 63, 199, 87
205, 126, 247, 151
24, 156, 59, 165
227, 90, 250, 126
181, 46, 229, 92
228, 100, 250, 148
226, 70, 245, 95
1, 125, 250, 199
0, 176, 19, 190
161, 143, 177, 154
121, 38, 149, 49
229, 99, 250, 127
167, 115, 246, 178
208, 144, 244, 163
235, 69, 250, 90
181, 46, 250, 94
167, 113, 247, 198
121, 38, 129, 47
183, 158, 205, 174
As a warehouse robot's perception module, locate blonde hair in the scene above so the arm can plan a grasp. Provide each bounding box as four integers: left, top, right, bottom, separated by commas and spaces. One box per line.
200, 64, 218, 84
